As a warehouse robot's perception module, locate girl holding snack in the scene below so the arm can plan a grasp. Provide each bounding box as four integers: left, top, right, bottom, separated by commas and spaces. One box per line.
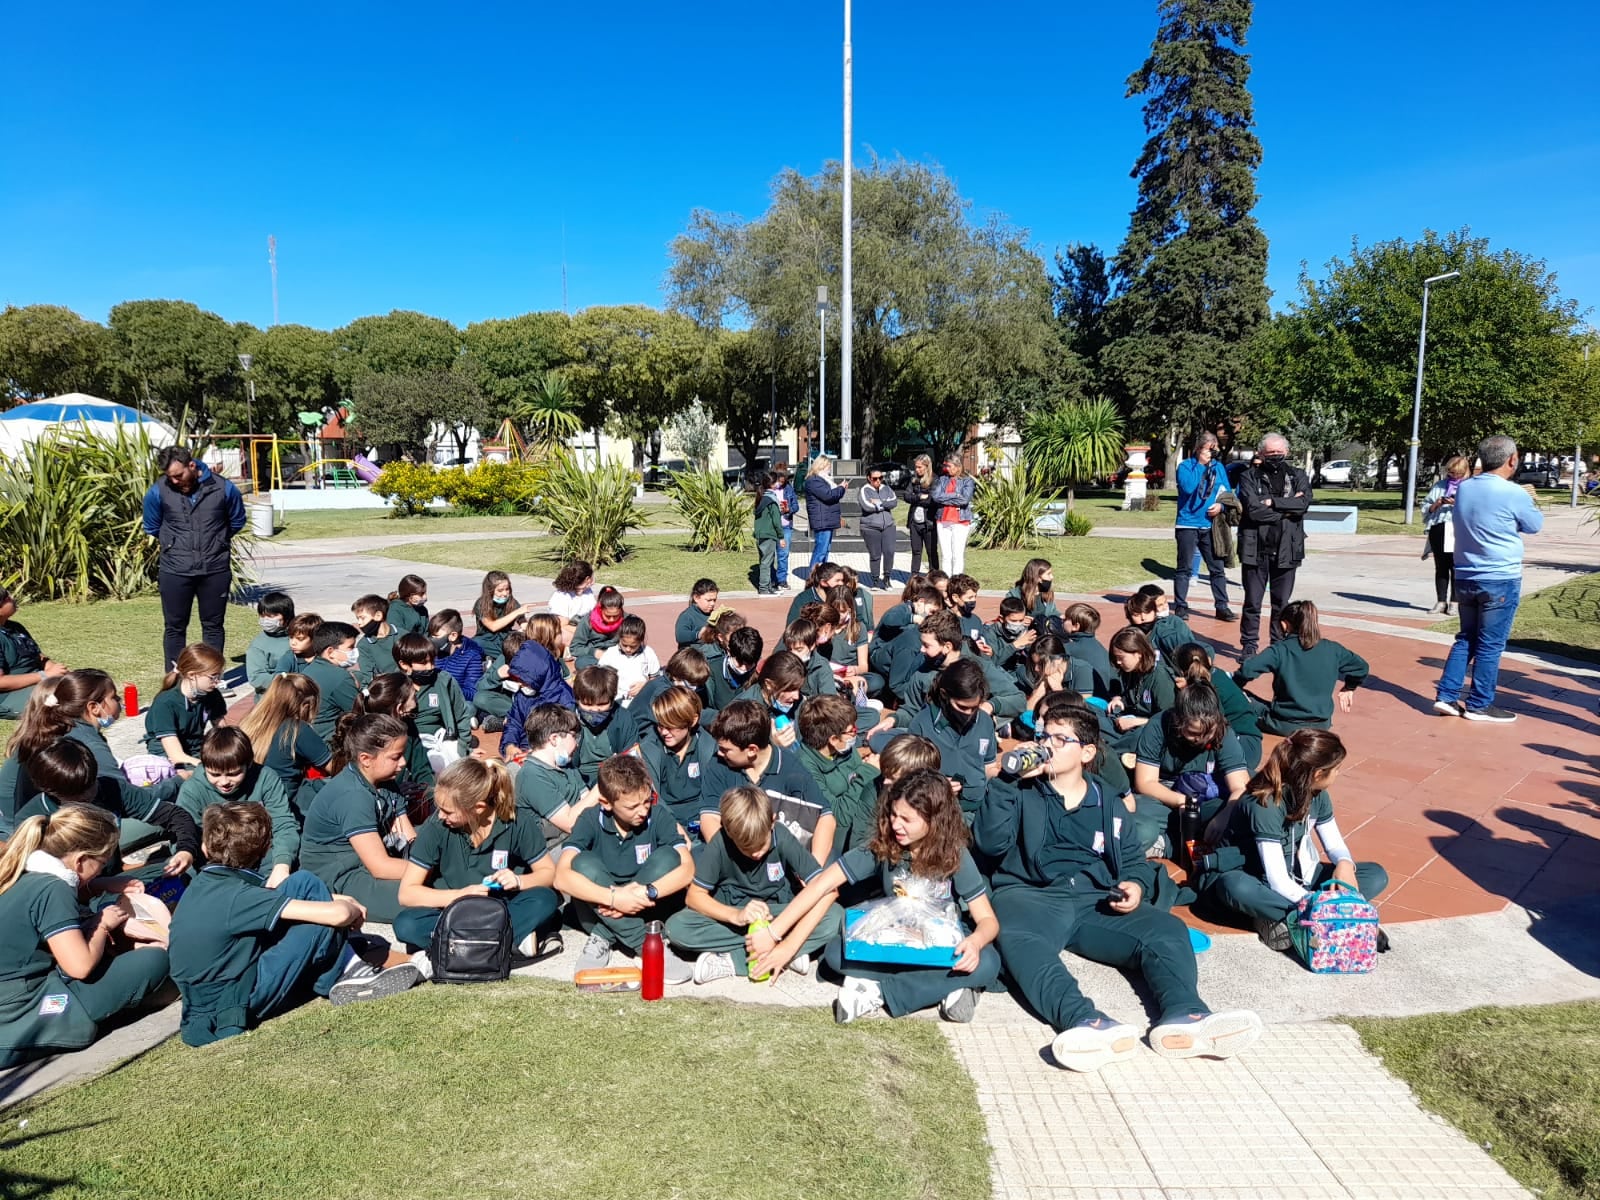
754, 769, 999, 1024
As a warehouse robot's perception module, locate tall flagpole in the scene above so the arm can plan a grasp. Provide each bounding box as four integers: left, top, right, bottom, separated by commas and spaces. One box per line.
841, 0, 854, 462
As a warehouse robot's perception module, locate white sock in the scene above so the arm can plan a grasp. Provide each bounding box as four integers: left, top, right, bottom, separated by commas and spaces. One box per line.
515, 932, 537, 957
410, 950, 434, 981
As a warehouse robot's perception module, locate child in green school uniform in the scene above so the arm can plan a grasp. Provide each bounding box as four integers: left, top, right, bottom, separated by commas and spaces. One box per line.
699, 701, 836, 864
869, 579, 932, 680
356, 673, 437, 818
0, 805, 171, 1068
301, 621, 362, 741
1015, 636, 1097, 737
513, 704, 596, 851
178, 728, 299, 889
554, 754, 696, 982
143, 643, 229, 767
795, 693, 878, 856
730, 651, 806, 746
946, 573, 985, 646
246, 591, 295, 695
706, 625, 763, 713
1234, 600, 1368, 734
1005, 558, 1059, 629
668, 784, 843, 983
351, 594, 399, 684
169, 801, 421, 1046
237, 673, 333, 817
473, 628, 525, 732
1107, 627, 1176, 752
985, 596, 1038, 682
1130, 682, 1252, 861
472, 570, 536, 659
631, 646, 715, 729
285, 613, 321, 673
1169, 642, 1262, 771
780, 619, 832, 700
0, 586, 67, 718
763, 770, 1000, 1023
754, 473, 785, 594
1200, 729, 1389, 952
894, 658, 1003, 819
54, 669, 182, 802
634, 688, 717, 837
298, 714, 417, 923
385, 574, 430, 638
570, 586, 626, 671
395, 758, 563, 963
570, 666, 643, 787
1126, 585, 1209, 663
394, 633, 475, 770
976, 704, 1262, 1072
893, 611, 1025, 726
1056, 603, 1114, 700
675, 579, 721, 650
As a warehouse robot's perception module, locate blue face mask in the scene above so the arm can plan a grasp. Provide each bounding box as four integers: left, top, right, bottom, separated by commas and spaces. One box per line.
773, 699, 795, 715
839, 733, 858, 753
554, 750, 573, 768
97, 714, 116, 729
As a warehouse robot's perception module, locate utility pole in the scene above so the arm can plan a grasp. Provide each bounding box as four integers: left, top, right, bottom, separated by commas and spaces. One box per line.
267, 236, 279, 326
840, 0, 854, 461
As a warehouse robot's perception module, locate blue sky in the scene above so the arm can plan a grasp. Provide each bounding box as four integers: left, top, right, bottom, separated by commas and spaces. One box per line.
3, 1, 1595, 331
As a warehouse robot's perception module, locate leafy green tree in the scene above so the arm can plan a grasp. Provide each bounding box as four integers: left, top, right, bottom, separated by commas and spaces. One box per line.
1285, 399, 1350, 476
1104, 0, 1270, 450
349, 368, 486, 462
565, 305, 701, 470
333, 311, 459, 396
0, 305, 116, 399
107, 300, 242, 431
1254, 228, 1583, 478
462, 312, 573, 418
694, 328, 807, 473
515, 370, 584, 446
1024, 397, 1126, 509
1054, 243, 1113, 385
668, 158, 1059, 461
235, 324, 340, 437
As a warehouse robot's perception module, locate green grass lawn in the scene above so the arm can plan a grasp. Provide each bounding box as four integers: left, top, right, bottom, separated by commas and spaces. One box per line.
3, 979, 990, 1200
367, 531, 1171, 595
1351, 1002, 1600, 1200
271, 507, 542, 540
17, 595, 263, 699
1430, 570, 1600, 663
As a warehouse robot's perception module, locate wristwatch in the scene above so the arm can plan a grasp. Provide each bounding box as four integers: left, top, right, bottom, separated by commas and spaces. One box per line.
644, 883, 660, 902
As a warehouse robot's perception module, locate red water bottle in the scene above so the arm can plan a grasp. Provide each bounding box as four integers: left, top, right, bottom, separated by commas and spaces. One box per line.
123, 683, 139, 717
641, 920, 665, 1002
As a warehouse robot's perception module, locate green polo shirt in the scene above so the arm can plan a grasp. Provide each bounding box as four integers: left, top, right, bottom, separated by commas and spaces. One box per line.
692, 824, 820, 907
575, 705, 640, 786
836, 844, 988, 909
356, 632, 399, 685
1116, 665, 1176, 719
906, 704, 998, 814
168, 865, 293, 1046
977, 774, 1142, 894
801, 651, 838, 698
1133, 714, 1247, 785
178, 765, 299, 870
142, 686, 227, 758
675, 605, 711, 651
0, 873, 99, 1055
303, 658, 360, 741
1063, 631, 1113, 698
386, 598, 428, 637
300, 766, 399, 889
260, 720, 331, 801
515, 755, 586, 830
245, 630, 291, 694
697, 746, 831, 847
635, 726, 717, 828
1235, 639, 1369, 728
1236, 788, 1336, 881
0, 621, 44, 676
409, 810, 547, 890
1003, 585, 1059, 625
560, 804, 687, 884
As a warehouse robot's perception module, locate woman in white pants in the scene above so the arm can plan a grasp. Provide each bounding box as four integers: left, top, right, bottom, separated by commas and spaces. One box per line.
932, 453, 976, 576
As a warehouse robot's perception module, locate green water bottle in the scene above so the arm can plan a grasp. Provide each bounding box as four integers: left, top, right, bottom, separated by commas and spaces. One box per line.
747, 920, 772, 982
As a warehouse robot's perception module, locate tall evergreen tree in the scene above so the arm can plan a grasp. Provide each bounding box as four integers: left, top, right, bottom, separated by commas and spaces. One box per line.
1104, 0, 1269, 451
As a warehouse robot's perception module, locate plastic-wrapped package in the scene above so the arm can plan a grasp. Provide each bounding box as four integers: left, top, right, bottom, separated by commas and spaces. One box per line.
843, 873, 963, 966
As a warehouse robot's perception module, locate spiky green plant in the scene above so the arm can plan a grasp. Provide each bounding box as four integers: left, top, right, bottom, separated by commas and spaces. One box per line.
1024, 396, 1126, 509
536, 457, 646, 566
665, 469, 753, 552
970, 464, 1052, 550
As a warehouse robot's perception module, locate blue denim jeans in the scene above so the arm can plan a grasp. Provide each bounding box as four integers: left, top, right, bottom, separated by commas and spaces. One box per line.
1436, 578, 1521, 711
809, 527, 834, 571
777, 525, 793, 584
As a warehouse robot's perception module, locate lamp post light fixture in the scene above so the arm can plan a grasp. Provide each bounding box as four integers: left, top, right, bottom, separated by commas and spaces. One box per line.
237, 352, 256, 438
816, 286, 829, 459
1403, 270, 1461, 525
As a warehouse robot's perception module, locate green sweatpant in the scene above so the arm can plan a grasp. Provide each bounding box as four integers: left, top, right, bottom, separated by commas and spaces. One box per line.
665, 903, 843, 975
568, 848, 685, 952
332, 867, 403, 924
0, 684, 36, 719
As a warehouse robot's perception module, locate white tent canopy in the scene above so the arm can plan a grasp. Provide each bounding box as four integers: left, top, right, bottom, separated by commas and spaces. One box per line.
0, 393, 177, 457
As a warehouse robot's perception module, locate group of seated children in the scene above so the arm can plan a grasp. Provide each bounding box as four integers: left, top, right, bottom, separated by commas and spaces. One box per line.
0, 553, 1386, 1074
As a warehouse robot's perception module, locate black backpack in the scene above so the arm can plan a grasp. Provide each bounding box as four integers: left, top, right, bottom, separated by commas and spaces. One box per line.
428, 895, 512, 985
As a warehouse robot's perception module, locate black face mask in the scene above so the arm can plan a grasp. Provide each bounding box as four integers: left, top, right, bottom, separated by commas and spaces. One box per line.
409, 668, 438, 686
941, 702, 977, 735
1039, 580, 1052, 594
579, 707, 614, 730
958, 601, 977, 616
359, 619, 382, 640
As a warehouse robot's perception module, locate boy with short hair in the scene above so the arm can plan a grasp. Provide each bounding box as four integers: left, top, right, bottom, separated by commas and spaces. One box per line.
597, 614, 660, 707
795, 693, 878, 855
882, 586, 946, 695
1057, 602, 1113, 699
247, 591, 295, 695
676, 578, 721, 649
782, 619, 831, 698
178, 727, 299, 889
554, 754, 695, 982
351, 594, 398, 683
513, 703, 597, 850
303, 621, 362, 739
1127, 585, 1207, 662
706, 625, 763, 711
428, 609, 485, 703
394, 632, 475, 767
947, 573, 985, 644
631, 645, 713, 722
754, 474, 784, 595
666, 785, 843, 982
975, 706, 1261, 1073
169, 801, 420, 1046
895, 610, 1025, 723
286, 613, 322, 672
700, 700, 834, 863
985, 595, 1037, 681
571, 666, 641, 786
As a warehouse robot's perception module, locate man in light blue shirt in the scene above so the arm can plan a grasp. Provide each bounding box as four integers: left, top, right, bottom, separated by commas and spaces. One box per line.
1434, 435, 1543, 722
1172, 432, 1235, 622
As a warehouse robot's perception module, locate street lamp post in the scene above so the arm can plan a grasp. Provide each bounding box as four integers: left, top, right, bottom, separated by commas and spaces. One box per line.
237, 353, 256, 437
1404, 270, 1461, 524
816, 286, 829, 458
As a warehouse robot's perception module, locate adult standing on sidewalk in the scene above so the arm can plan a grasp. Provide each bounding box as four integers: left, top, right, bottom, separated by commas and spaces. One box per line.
1434, 435, 1543, 723
1236, 433, 1312, 659
142, 446, 246, 670
932, 453, 977, 576
902, 454, 940, 575
1172, 432, 1236, 622
1421, 456, 1469, 615
858, 467, 899, 590
803, 456, 847, 571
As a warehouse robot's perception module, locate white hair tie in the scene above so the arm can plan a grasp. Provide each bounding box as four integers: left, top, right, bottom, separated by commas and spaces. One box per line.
42, 694, 58, 707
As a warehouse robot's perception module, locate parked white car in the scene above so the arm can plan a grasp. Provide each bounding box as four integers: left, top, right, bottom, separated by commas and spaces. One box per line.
1318, 459, 1354, 484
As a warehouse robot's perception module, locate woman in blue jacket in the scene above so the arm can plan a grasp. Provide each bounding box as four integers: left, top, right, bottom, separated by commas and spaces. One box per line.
1172, 433, 1234, 622
931, 454, 977, 576
804, 457, 847, 571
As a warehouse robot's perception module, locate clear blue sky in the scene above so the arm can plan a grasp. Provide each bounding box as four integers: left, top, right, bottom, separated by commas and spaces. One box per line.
4, 1, 1595, 331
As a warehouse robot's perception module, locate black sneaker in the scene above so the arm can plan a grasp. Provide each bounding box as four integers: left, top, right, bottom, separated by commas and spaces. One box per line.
1254, 917, 1292, 952
1462, 705, 1517, 723
329, 962, 423, 1006
1432, 699, 1465, 717
480, 715, 506, 734
1215, 609, 1238, 623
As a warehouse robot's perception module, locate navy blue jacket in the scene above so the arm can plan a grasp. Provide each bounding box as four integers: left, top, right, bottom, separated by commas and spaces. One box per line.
142, 464, 246, 575
804, 474, 847, 533
499, 641, 577, 754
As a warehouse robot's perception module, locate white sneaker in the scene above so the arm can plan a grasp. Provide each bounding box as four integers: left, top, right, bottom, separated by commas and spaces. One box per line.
574, 932, 612, 976
663, 948, 694, 986
786, 953, 813, 976
1050, 1017, 1140, 1072
693, 952, 737, 984
832, 976, 886, 1024
409, 950, 434, 982
1149, 1010, 1263, 1061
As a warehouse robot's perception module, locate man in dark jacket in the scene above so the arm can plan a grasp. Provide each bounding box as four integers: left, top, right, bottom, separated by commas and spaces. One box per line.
142, 447, 247, 669
1235, 433, 1313, 659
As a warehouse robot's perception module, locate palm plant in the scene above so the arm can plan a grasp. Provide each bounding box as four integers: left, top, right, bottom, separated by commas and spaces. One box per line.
536, 457, 647, 566
1024, 396, 1126, 509
666, 469, 753, 552
516, 371, 583, 446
